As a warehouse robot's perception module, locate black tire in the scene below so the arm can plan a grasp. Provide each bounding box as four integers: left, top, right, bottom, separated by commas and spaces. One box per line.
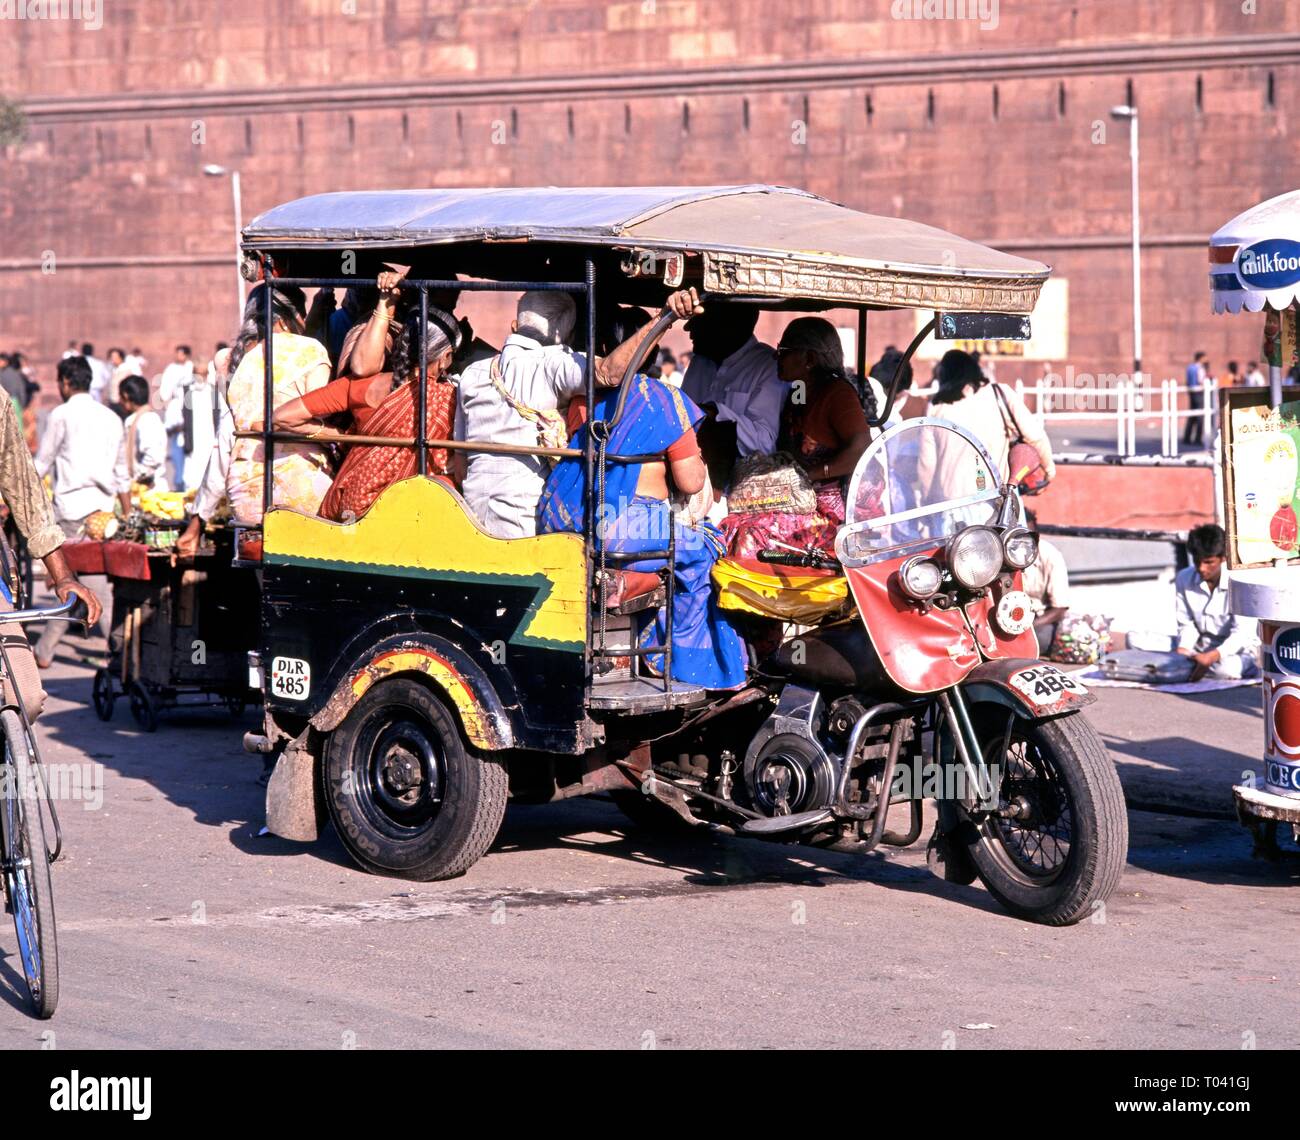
323, 678, 507, 880
959, 710, 1128, 927
91, 669, 115, 721
128, 682, 158, 733
0, 710, 57, 1018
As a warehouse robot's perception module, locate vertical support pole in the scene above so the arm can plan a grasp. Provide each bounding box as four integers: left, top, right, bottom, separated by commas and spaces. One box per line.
1203, 376, 1215, 449
417, 288, 428, 477
1115, 381, 1126, 456
1164, 379, 1175, 454
1129, 111, 1143, 380
1170, 379, 1180, 457
663, 510, 675, 696
583, 260, 597, 677
1128, 378, 1137, 456
1212, 431, 1226, 528
261, 259, 275, 517
856, 308, 867, 406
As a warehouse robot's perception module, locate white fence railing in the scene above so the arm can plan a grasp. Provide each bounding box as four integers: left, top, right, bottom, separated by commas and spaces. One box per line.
900, 377, 1219, 458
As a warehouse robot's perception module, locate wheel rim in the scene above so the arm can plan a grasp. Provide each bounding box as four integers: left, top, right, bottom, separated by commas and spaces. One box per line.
978, 728, 1074, 885
3, 789, 41, 1002
358, 713, 446, 832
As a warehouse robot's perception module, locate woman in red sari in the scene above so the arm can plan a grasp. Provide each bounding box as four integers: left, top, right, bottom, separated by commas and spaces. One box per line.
267, 308, 462, 522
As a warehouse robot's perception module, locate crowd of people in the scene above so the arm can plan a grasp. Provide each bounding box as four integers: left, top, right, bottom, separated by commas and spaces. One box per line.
7, 278, 1272, 698
148, 272, 1060, 689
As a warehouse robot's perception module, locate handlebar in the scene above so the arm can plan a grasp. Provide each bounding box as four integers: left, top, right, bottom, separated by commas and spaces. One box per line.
5, 594, 89, 626
757, 549, 841, 571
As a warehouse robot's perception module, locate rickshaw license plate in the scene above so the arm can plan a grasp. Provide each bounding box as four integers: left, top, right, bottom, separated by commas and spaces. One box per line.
1009, 664, 1087, 705
270, 656, 311, 701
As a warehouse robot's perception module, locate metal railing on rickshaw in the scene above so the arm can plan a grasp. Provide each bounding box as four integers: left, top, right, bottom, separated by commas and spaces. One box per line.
244, 260, 691, 701
242, 262, 946, 707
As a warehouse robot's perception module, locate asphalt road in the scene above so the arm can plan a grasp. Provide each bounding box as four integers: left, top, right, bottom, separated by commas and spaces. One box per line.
2, 639, 1296, 1051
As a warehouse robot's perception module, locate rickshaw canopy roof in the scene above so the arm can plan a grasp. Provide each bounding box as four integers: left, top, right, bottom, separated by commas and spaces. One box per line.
1209, 189, 1300, 314
243, 185, 1050, 315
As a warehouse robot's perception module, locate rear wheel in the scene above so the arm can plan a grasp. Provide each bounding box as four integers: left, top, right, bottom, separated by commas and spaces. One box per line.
960, 710, 1128, 926
91, 669, 115, 721
0, 710, 57, 1018
323, 678, 507, 880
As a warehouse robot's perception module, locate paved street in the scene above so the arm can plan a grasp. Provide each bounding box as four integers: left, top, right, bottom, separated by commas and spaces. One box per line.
0, 625, 1293, 1051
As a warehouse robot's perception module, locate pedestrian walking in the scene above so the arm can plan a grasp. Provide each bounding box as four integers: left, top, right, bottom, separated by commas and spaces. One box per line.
1183, 350, 1207, 447
159, 345, 194, 491
32, 356, 122, 668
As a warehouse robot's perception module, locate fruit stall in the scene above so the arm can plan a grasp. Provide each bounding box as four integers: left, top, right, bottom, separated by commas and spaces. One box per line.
62, 492, 259, 732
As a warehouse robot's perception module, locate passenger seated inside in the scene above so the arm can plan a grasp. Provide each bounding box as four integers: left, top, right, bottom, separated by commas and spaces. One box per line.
538, 290, 748, 690
225, 284, 335, 526
681, 302, 786, 491
455, 289, 667, 539
337, 267, 496, 380
265, 307, 462, 522
723, 317, 873, 560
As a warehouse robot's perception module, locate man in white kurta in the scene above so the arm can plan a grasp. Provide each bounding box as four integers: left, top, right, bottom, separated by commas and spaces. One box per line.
115, 374, 169, 497
681, 306, 786, 487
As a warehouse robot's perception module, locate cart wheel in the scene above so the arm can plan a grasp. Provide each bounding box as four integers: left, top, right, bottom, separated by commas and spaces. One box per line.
91, 669, 115, 722
128, 682, 158, 733
225, 693, 247, 719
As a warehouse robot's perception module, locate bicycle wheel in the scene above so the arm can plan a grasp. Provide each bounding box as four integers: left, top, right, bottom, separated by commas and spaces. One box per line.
0, 710, 57, 1017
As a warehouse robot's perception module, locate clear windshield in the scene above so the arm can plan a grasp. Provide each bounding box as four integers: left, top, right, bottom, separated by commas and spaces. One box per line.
836, 418, 1005, 566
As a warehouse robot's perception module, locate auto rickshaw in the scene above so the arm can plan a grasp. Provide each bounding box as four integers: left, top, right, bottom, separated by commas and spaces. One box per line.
238, 185, 1128, 925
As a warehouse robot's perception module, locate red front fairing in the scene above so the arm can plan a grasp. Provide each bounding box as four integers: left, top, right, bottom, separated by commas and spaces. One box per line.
845, 553, 1039, 694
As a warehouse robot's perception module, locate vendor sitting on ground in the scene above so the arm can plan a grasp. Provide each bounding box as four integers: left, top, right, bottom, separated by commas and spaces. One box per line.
1174, 523, 1259, 680
1021, 508, 1070, 656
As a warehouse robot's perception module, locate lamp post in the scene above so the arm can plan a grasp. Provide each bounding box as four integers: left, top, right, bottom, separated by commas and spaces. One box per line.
1110, 105, 1142, 379
203, 164, 244, 323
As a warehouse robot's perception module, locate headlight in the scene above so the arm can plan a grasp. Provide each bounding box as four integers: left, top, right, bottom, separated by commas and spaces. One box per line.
947, 526, 1003, 589
898, 555, 943, 600
1002, 526, 1039, 570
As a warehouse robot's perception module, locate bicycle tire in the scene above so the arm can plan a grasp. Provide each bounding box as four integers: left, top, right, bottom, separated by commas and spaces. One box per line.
0, 710, 57, 1017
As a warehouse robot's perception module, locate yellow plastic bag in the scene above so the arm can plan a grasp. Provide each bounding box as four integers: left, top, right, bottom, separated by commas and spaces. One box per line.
712, 557, 848, 623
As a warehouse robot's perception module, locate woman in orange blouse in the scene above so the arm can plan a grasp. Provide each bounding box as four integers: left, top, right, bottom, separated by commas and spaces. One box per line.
266, 309, 462, 522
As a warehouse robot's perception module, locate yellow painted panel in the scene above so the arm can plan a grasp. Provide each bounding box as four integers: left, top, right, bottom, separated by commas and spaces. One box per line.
263, 477, 587, 651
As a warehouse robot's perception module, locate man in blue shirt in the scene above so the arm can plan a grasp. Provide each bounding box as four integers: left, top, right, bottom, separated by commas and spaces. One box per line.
1183, 350, 1207, 447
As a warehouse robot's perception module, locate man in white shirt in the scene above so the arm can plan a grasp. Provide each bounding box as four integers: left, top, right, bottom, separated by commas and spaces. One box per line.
33, 356, 123, 666
681, 305, 785, 487
80, 343, 113, 405
455, 289, 698, 538
1174, 523, 1259, 679
159, 345, 195, 491
1021, 509, 1071, 656
114, 374, 169, 502
1245, 360, 1267, 387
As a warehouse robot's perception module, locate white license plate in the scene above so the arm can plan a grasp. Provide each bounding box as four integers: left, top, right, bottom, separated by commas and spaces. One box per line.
1009, 664, 1087, 705
270, 656, 311, 701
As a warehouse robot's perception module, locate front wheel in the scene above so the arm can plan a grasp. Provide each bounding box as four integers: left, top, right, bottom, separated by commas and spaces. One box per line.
0, 710, 57, 1017
323, 678, 507, 880
958, 710, 1128, 926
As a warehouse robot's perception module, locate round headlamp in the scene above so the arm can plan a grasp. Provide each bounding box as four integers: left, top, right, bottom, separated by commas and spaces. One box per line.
1002, 526, 1040, 571
898, 555, 943, 600
947, 526, 1003, 589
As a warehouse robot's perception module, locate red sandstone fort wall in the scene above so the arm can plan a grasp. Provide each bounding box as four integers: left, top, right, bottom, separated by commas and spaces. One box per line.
0, 1, 1297, 401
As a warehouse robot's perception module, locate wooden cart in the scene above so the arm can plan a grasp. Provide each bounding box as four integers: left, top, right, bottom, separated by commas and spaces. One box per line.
65, 531, 260, 731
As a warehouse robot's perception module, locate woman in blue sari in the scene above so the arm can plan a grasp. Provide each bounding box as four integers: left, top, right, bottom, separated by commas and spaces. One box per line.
538, 296, 748, 690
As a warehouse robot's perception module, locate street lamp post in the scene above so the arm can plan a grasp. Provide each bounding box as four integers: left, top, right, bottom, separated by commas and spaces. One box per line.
1110, 105, 1142, 379
203, 164, 244, 324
